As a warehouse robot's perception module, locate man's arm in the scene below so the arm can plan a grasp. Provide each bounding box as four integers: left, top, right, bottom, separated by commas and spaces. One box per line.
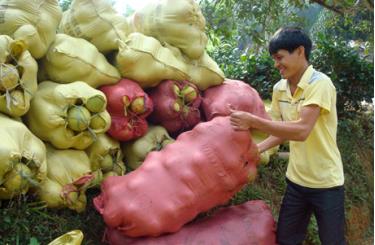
230, 104, 321, 141
257, 135, 285, 153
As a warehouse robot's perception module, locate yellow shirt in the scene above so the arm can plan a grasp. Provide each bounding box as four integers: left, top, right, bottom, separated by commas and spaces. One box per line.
271, 65, 344, 188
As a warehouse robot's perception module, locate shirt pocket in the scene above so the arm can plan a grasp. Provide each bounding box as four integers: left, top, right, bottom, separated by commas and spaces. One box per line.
289, 103, 299, 120
279, 101, 298, 121
295, 98, 305, 116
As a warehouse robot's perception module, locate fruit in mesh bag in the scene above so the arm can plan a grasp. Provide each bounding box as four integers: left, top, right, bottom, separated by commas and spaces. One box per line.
148, 80, 201, 135
67, 106, 91, 132
2, 163, 33, 197
100, 79, 153, 141
0, 63, 19, 92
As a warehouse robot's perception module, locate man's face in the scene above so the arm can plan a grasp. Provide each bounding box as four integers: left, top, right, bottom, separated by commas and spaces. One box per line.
271, 48, 304, 81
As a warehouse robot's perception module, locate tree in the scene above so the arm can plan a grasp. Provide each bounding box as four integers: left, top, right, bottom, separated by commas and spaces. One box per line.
309, 0, 373, 14
199, 0, 373, 54
199, 0, 306, 53
311, 5, 374, 57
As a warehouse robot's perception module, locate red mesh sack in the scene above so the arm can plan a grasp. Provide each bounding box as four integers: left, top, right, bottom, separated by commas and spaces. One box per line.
148, 80, 201, 135
100, 79, 153, 141
201, 79, 270, 121
106, 200, 276, 245
94, 116, 259, 237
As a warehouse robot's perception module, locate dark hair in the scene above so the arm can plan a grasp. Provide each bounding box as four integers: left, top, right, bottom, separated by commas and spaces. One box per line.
268, 27, 312, 61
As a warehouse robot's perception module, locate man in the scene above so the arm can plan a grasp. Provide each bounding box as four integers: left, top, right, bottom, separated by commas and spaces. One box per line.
230, 27, 345, 245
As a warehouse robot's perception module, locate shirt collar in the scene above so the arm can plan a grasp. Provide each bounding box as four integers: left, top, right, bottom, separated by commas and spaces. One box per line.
297, 65, 314, 90
278, 79, 288, 91
276, 65, 314, 91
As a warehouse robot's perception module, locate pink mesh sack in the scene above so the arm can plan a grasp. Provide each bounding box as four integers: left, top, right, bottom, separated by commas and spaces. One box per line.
106, 200, 276, 245
94, 116, 259, 237
202, 79, 270, 121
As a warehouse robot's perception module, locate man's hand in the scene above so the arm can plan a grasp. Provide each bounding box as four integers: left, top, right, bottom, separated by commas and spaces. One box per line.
229, 109, 258, 131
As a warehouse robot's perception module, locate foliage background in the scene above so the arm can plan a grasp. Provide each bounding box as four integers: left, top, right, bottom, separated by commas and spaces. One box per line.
0, 0, 373, 244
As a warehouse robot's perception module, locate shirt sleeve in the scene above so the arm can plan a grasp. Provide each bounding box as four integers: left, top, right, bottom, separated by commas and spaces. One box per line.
302, 79, 334, 113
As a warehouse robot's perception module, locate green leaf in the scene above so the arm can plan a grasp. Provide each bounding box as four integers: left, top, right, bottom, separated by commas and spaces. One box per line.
29, 237, 40, 245
4, 215, 11, 223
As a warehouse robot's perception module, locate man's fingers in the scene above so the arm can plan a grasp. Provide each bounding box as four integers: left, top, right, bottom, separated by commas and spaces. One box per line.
228, 104, 237, 114
229, 108, 236, 114
232, 126, 247, 131
230, 120, 245, 130
230, 111, 240, 119
230, 117, 241, 124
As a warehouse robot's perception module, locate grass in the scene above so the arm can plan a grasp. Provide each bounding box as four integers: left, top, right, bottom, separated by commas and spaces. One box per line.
0, 112, 373, 245
0, 189, 104, 245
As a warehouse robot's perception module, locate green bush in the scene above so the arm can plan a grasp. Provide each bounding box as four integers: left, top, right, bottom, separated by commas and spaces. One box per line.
311, 34, 374, 118
208, 43, 280, 100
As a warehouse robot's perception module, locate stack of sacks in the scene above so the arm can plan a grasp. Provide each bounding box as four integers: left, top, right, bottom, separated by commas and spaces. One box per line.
0, 0, 62, 59
0, 0, 276, 231
88, 1, 276, 241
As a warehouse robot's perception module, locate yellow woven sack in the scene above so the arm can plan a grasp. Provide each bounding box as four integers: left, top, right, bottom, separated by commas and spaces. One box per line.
48, 230, 83, 245
85, 133, 126, 186
38, 145, 94, 213
25, 81, 111, 150
128, 0, 207, 59
181, 50, 225, 91
122, 125, 174, 170
39, 34, 120, 88
0, 113, 47, 199
59, 0, 129, 54
0, 35, 38, 117
115, 33, 188, 88
115, 33, 224, 90
0, 0, 62, 59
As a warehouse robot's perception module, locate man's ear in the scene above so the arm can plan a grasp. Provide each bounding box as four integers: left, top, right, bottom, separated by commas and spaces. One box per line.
297, 46, 305, 58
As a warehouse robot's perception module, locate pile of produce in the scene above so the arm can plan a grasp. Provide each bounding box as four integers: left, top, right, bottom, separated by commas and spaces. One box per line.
0, 0, 278, 243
